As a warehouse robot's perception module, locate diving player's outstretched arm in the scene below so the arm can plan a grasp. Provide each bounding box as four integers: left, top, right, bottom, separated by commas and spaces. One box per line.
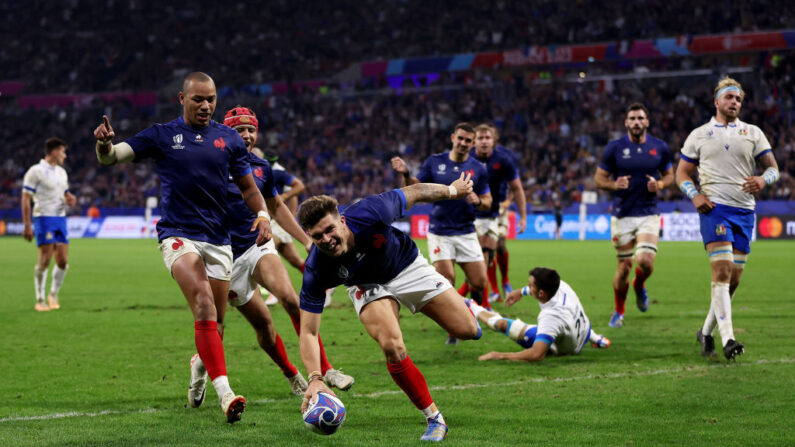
400, 172, 473, 209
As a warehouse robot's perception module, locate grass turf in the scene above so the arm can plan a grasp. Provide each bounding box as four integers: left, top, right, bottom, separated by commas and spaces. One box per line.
0, 238, 792, 446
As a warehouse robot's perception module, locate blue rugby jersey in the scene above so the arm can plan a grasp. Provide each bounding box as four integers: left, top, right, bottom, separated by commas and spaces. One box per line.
471, 146, 520, 218
228, 152, 278, 259
126, 117, 251, 244
415, 152, 490, 235
598, 134, 672, 218
271, 169, 294, 195
300, 190, 419, 314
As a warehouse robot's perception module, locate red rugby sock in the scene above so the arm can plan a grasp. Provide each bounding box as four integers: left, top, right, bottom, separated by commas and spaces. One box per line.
194, 320, 227, 380
387, 355, 433, 410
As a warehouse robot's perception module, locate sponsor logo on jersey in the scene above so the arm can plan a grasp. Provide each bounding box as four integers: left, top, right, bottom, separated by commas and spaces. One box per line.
337, 265, 349, 279
435, 281, 443, 288
622, 148, 631, 159
172, 134, 185, 150
214, 138, 226, 151
437, 164, 447, 174
724, 144, 730, 151
715, 224, 726, 236
636, 147, 642, 153
195, 134, 204, 142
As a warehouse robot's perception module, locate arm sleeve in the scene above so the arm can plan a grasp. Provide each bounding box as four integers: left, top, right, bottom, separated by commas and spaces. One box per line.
22, 167, 38, 194
416, 158, 432, 183
597, 143, 615, 173
751, 125, 773, 158
124, 125, 161, 162
660, 141, 673, 171
680, 130, 700, 163
258, 163, 277, 199
535, 311, 564, 346
475, 164, 490, 195
345, 190, 406, 232
299, 262, 336, 314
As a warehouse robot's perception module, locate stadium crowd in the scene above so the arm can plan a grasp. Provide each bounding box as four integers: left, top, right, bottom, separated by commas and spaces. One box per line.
1, 54, 794, 213
2, 0, 794, 93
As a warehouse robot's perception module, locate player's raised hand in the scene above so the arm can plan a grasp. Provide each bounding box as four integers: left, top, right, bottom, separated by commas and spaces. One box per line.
614, 175, 631, 190
646, 175, 662, 193
742, 176, 765, 194
390, 156, 408, 174
94, 115, 115, 144
692, 194, 715, 214
302, 378, 336, 414
251, 215, 272, 245
504, 289, 523, 307
450, 172, 474, 198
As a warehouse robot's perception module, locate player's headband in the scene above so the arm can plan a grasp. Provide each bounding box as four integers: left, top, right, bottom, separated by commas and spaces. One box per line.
715, 85, 742, 100
223, 107, 258, 130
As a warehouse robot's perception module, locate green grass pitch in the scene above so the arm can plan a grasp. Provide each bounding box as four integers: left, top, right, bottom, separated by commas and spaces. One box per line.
0, 238, 793, 446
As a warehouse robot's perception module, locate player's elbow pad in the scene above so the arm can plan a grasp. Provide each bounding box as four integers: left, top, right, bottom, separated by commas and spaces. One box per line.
96, 142, 134, 165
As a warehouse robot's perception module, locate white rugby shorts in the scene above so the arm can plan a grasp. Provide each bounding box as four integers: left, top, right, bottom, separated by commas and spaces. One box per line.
475, 217, 500, 242
426, 232, 484, 264
346, 254, 452, 315
611, 214, 661, 248
228, 239, 279, 307
158, 237, 233, 281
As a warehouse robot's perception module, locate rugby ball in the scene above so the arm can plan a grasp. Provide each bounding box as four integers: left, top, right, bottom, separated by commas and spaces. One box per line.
303, 392, 346, 435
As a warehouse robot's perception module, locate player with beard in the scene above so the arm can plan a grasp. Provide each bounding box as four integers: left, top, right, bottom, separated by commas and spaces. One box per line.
594, 103, 673, 328
676, 77, 779, 360
391, 123, 491, 344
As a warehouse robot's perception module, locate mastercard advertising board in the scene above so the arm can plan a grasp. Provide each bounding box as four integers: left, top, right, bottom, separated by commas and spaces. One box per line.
757, 215, 795, 239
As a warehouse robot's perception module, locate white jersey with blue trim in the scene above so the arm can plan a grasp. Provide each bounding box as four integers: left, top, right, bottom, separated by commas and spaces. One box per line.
22, 159, 69, 217
536, 281, 591, 355
681, 117, 772, 210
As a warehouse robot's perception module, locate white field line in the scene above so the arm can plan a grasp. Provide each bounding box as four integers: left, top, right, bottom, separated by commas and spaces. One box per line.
3, 357, 792, 423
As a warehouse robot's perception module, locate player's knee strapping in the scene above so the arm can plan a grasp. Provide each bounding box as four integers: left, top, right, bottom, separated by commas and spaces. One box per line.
635, 243, 657, 256
707, 246, 734, 263
733, 253, 748, 270
616, 249, 634, 260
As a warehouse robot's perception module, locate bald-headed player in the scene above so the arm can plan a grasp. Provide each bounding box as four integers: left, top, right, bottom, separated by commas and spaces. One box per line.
93, 72, 270, 423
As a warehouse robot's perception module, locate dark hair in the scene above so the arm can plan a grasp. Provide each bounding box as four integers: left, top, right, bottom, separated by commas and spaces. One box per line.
45, 137, 66, 155
297, 195, 339, 229
529, 267, 560, 297
626, 103, 649, 118
453, 122, 476, 134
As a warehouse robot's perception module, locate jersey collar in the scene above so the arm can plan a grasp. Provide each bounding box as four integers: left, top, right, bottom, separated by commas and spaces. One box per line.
710, 116, 739, 128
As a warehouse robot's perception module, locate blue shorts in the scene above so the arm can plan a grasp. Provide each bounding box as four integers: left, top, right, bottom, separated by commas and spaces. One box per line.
698, 204, 754, 254
33, 216, 69, 246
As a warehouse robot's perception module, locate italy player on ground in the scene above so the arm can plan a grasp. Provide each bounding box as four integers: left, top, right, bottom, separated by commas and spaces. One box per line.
470, 124, 527, 303
475, 267, 611, 362
391, 122, 491, 321
296, 175, 481, 442
676, 77, 780, 360
594, 103, 674, 328
93, 72, 270, 423
21, 137, 77, 311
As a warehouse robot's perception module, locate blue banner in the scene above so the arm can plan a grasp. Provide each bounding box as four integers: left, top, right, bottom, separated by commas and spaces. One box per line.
516, 214, 611, 240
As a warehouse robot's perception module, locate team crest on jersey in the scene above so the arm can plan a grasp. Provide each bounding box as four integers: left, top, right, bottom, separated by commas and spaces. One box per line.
172, 134, 185, 150
492, 162, 501, 170
650, 148, 658, 156
715, 224, 726, 236
214, 138, 226, 151
622, 148, 631, 159
253, 167, 263, 178
337, 265, 349, 279
738, 128, 748, 136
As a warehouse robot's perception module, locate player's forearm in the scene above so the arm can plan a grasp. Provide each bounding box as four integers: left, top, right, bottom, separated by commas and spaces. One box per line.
95, 142, 134, 166
299, 310, 323, 373
475, 193, 492, 211
511, 182, 528, 219
594, 172, 616, 191
759, 152, 780, 186
21, 195, 32, 225
401, 183, 455, 208
270, 199, 310, 246
660, 170, 675, 189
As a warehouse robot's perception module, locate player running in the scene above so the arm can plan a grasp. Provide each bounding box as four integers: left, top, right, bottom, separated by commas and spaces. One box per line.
470, 124, 527, 303
391, 123, 491, 316
297, 175, 482, 442
594, 103, 673, 328
476, 267, 611, 362
676, 77, 780, 360
93, 72, 269, 423
22, 137, 77, 311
